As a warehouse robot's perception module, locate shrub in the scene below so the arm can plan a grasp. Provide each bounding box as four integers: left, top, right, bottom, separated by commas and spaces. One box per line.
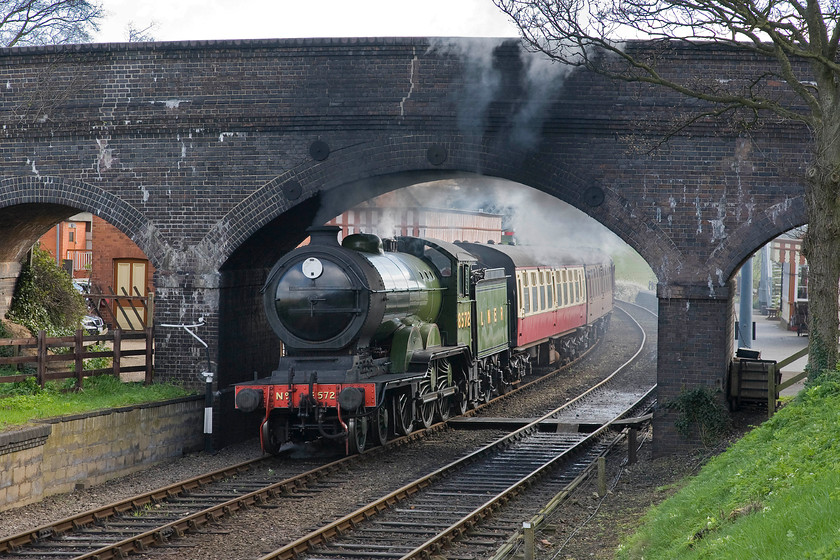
6, 245, 87, 336
665, 386, 732, 447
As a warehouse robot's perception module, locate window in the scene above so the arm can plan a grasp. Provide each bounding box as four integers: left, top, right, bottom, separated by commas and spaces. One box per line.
461, 264, 470, 296
562, 270, 569, 306
523, 283, 530, 313
796, 264, 808, 301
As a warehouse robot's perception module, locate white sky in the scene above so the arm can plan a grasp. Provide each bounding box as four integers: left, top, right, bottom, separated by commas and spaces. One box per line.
95, 0, 521, 43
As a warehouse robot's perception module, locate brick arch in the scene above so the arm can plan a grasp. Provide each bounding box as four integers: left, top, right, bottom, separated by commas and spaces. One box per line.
701, 194, 807, 284
0, 176, 169, 268
205, 138, 685, 278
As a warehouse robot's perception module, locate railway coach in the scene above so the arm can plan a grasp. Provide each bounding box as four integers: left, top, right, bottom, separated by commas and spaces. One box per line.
234, 226, 614, 454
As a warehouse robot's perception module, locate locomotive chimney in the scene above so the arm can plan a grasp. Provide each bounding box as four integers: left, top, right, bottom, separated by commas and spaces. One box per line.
307, 226, 342, 247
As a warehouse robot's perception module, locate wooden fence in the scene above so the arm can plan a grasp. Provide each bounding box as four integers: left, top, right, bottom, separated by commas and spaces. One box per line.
88, 290, 154, 332
0, 328, 154, 388
767, 346, 809, 418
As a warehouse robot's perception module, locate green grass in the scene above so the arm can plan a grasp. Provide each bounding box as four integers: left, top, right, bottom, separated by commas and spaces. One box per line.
618, 379, 840, 559
0, 375, 194, 431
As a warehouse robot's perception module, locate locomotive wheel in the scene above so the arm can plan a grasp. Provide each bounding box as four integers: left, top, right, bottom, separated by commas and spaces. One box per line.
478, 374, 493, 403
261, 418, 286, 455
417, 383, 435, 429
347, 416, 368, 455
454, 377, 470, 415
498, 374, 511, 395
434, 360, 453, 422
393, 392, 414, 436
434, 379, 452, 422
455, 392, 468, 415
370, 405, 389, 446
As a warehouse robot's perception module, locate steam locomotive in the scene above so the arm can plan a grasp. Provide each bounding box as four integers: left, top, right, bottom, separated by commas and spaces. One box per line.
234, 226, 614, 454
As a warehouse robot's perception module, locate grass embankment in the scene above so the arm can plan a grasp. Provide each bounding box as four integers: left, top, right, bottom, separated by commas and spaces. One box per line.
0, 375, 194, 431
618, 379, 840, 559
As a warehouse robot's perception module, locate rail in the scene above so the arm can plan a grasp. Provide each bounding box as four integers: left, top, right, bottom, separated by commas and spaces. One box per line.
0, 327, 154, 387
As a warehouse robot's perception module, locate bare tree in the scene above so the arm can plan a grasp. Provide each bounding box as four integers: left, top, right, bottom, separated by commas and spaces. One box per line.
0, 0, 102, 47
494, 0, 840, 374
126, 21, 157, 43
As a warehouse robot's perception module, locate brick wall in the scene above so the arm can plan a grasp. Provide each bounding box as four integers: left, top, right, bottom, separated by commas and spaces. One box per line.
89, 215, 153, 293
653, 281, 736, 453
0, 397, 203, 512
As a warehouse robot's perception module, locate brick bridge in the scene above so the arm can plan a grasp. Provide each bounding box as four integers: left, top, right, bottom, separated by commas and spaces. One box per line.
0, 38, 808, 452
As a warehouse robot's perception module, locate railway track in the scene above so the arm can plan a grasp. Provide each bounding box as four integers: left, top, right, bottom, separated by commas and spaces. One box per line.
258, 302, 654, 560
0, 302, 652, 560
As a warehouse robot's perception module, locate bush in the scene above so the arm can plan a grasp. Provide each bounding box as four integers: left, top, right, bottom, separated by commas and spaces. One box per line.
665, 386, 731, 447
6, 245, 88, 336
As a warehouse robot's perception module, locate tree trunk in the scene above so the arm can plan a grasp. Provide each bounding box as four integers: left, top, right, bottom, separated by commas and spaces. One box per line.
802, 155, 840, 375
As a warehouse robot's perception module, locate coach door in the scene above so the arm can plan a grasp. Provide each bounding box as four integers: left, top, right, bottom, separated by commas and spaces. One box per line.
114, 259, 147, 330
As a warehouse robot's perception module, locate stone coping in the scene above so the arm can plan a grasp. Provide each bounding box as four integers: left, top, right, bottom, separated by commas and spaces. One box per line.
0, 423, 51, 449
30, 394, 203, 425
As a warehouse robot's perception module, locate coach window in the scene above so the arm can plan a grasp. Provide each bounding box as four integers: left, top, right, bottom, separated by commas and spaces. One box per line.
549, 276, 556, 309
557, 270, 566, 307
569, 270, 574, 306
522, 272, 530, 314
531, 272, 540, 313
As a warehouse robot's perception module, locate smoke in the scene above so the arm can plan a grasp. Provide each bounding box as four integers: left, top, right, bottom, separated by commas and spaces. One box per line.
395, 177, 626, 253
509, 53, 576, 150
427, 38, 577, 152
427, 38, 505, 144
